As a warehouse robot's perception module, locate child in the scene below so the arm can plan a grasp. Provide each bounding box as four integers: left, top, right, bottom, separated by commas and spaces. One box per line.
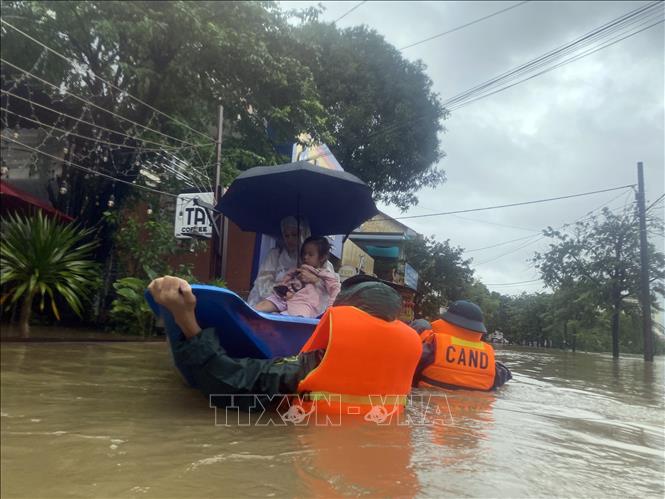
254, 236, 341, 318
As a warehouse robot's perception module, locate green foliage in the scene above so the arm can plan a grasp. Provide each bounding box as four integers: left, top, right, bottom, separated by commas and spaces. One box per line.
533, 205, 665, 356
0, 0, 331, 236
0, 212, 100, 336
104, 205, 195, 280
293, 22, 446, 209
405, 235, 473, 318
464, 281, 502, 333
206, 278, 228, 288
109, 276, 155, 336
2, 0, 447, 219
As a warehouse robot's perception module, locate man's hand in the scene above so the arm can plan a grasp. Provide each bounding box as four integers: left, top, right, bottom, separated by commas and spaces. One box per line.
148, 276, 201, 339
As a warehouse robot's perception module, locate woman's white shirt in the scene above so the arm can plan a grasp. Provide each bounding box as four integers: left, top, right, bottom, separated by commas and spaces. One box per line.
247, 248, 338, 312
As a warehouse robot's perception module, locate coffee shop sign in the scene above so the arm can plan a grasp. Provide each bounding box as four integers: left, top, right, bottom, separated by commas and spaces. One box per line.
174, 192, 214, 239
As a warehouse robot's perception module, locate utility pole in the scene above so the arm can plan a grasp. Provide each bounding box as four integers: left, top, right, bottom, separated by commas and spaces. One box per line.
209, 105, 224, 280
636, 161, 653, 362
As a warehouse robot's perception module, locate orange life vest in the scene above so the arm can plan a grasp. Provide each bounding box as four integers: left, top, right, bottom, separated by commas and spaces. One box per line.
418, 319, 496, 391
420, 328, 435, 343
296, 306, 422, 416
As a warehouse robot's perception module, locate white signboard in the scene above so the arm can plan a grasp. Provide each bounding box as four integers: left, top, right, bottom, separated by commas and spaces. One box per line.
174, 192, 214, 239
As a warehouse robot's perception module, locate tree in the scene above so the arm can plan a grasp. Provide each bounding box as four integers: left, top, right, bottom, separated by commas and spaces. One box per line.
293, 21, 447, 209
405, 236, 473, 318
533, 206, 665, 358
1, 1, 329, 208
465, 280, 501, 334
0, 213, 99, 337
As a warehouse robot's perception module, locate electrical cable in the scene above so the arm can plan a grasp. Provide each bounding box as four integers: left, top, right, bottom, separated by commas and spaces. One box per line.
384, 184, 635, 221
1, 107, 172, 152
483, 278, 543, 286
447, 16, 664, 110
646, 193, 665, 212
0, 89, 186, 150
333, 1, 368, 24
471, 188, 635, 265
465, 233, 544, 253
399, 1, 531, 50
345, 2, 664, 147
1, 19, 215, 144
1, 135, 178, 197
443, 1, 662, 109
0, 58, 198, 147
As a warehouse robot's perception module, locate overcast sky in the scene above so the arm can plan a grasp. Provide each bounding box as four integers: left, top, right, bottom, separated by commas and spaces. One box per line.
281, 0, 665, 295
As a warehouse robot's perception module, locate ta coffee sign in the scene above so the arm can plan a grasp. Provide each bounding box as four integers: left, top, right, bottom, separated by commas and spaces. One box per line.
174, 192, 214, 239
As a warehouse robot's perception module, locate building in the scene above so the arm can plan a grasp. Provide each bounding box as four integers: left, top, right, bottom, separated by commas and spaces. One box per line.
346, 212, 421, 322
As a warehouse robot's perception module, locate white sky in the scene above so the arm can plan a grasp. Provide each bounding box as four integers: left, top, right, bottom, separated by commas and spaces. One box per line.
280, 0, 665, 295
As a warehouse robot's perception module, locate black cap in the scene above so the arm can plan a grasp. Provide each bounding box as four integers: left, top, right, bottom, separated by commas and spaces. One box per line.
441, 300, 487, 333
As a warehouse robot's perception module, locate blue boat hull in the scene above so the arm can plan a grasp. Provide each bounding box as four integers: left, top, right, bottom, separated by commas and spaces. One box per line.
145, 285, 319, 386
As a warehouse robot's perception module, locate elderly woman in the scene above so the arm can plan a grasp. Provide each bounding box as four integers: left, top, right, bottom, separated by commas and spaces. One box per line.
247, 216, 337, 314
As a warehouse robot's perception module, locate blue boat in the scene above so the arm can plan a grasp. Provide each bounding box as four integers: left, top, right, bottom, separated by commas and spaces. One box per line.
145, 285, 319, 386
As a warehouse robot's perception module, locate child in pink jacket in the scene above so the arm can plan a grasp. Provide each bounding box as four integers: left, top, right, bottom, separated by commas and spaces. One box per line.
254, 236, 340, 318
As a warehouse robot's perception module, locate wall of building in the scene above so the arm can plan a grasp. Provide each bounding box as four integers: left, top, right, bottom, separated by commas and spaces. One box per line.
358, 215, 408, 234
341, 239, 374, 275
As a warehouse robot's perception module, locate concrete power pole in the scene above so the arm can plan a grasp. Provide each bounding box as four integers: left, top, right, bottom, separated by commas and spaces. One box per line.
209, 105, 224, 280
636, 161, 653, 362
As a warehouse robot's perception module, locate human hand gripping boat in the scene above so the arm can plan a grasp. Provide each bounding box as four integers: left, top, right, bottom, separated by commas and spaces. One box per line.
145, 285, 319, 387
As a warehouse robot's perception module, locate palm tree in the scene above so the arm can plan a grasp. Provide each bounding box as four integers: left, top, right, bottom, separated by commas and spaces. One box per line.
0, 212, 100, 338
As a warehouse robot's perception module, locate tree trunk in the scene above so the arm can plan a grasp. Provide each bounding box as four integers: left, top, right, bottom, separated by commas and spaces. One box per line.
18, 293, 35, 339
611, 301, 621, 359
563, 321, 568, 350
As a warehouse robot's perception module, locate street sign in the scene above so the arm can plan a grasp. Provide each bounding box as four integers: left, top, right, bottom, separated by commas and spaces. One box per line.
174, 192, 214, 239
404, 262, 419, 290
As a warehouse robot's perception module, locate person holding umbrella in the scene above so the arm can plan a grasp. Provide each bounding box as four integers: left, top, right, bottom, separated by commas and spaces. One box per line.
254, 235, 341, 318
246, 216, 337, 311
219, 160, 377, 309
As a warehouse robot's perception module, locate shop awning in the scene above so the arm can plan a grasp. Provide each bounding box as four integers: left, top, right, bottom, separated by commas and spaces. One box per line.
0, 180, 74, 222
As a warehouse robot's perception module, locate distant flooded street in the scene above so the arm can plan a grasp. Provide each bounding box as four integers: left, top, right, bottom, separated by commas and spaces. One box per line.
1, 341, 663, 498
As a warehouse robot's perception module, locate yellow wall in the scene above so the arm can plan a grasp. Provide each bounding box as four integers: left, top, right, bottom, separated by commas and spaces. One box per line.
341, 240, 374, 275
357, 214, 407, 234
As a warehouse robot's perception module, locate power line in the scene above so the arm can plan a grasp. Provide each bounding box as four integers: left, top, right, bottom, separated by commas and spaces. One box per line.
457, 188, 630, 252
483, 278, 542, 286
1, 107, 171, 152
0, 58, 198, 147
474, 234, 546, 265
447, 16, 664, 111
452, 213, 540, 232
443, 1, 662, 109
351, 2, 663, 146
1, 135, 177, 198
399, 1, 531, 50
333, 1, 368, 24
0, 19, 215, 144
465, 233, 543, 253
646, 193, 665, 212
471, 188, 634, 265
221, 4, 664, 170
0, 89, 186, 150
388, 184, 635, 221
1, 101, 211, 187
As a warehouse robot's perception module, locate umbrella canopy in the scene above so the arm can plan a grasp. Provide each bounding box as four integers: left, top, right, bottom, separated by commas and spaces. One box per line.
217, 161, 378, 237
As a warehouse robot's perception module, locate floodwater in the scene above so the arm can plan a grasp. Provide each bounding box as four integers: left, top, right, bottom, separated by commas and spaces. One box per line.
1, 341, 663, 498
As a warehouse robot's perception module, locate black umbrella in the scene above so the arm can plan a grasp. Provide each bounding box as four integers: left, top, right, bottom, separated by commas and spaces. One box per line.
217, 161, 378, 237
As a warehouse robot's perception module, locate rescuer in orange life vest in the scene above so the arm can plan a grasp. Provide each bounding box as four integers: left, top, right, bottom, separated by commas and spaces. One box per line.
411, 301, 512, 391
148, 274, 423, 414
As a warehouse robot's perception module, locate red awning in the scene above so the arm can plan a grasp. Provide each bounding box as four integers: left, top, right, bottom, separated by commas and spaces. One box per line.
0, 180, 74, 222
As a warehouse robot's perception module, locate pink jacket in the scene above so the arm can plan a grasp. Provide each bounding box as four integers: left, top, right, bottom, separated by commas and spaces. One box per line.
275, 265, 341, 318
